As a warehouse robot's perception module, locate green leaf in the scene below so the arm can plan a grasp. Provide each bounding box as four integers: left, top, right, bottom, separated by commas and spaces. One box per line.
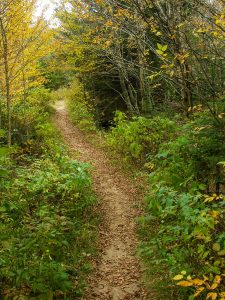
218, 250, 225, 256
0, 168, 8, 177
199, 183, 206, 191
213, 243, 221, 252
156, 49, 163, 55
0, 147, 8, 157
157, 43, 163, 50
0, 129, 5, 138
173, 274, 184, 280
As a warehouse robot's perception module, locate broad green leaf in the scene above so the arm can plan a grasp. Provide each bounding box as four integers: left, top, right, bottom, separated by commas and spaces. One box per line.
157, 43, 163, 50
156, 49, 163, 55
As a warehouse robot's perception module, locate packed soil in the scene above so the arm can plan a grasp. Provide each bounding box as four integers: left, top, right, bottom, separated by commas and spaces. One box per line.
54, 101, 148, 300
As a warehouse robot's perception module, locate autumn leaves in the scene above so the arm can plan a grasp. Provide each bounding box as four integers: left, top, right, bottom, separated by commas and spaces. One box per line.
0, 0, 51, 145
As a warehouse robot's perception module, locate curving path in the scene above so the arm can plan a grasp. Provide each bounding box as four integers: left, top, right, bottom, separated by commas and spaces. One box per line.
54, 101, 147, 300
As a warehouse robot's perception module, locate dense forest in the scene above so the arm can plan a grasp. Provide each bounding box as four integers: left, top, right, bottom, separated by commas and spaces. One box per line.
0, 0, 225, 299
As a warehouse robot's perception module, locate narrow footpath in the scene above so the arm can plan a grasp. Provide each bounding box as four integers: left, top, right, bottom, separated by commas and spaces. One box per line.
54, 101, 147, 300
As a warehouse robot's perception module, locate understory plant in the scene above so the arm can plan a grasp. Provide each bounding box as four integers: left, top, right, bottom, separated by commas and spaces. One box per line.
0, 113, 98, 299
138, 110, 225, 299
107, 111, 178, 165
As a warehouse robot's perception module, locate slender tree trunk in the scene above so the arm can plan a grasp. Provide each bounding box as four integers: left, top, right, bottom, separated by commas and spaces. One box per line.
0, 109, 1, 130
0, 18, 11, 146
180, 63, 192, 115
119, 71, 135, 114
6, 78, 11, 147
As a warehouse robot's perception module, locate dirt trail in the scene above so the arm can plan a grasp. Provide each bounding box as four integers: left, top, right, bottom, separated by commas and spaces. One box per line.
54, 101, 147, 300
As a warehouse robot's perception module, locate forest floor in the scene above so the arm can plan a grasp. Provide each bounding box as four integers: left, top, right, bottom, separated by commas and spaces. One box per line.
54, 101, 148, 300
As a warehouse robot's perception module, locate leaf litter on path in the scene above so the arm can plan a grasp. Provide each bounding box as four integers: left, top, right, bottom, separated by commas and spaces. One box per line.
54, 101, 148, 300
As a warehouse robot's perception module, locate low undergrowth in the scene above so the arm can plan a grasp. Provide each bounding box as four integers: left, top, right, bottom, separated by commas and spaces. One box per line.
105, 108, 225, 299
64, 86, 225, 299
106, 111, 178, 167
0, 100, 98, 299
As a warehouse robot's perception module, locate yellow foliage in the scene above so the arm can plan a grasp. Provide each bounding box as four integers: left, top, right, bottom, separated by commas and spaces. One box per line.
191, 279, 205, 286
105, 20, 113, 27
194, 287, 205, 297
210, 283, 219, 290
0, 0, 52, 100
213, 243, 221, 252
214, 276, 222, 284
177, 280, 193, 287
206, 292, 218, 300
204, 194, 224, 203
210, 211, 220, 219
173, 274, 184, 280
175, 273, 225, 299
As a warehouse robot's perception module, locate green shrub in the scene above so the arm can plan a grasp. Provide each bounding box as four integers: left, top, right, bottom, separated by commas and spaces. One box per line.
0, 147, 9, 187
138, 110, 225, 298
0, 155, 97, 299
139, 183, 225, 299
107, 111, 177, 165
0, 104, 98, 298
0, 87, 52, 145
151, 112, 225, 193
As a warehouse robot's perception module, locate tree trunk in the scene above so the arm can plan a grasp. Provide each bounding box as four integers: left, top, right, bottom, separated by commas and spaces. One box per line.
0, 17, 11, 146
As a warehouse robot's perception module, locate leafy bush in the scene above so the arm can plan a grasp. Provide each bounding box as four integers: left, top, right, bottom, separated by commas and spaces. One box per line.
0, 148, 9, 188
0, 102, 98, 299
0, 87, 52, 145
151, 112, 225, 193
139, 183, 225, 299
107, 111, 177, 165
138, 110, 225, 298
0, 155, 97, 299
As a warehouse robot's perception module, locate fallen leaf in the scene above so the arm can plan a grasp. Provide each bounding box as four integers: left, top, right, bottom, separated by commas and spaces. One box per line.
177, 280, 193, 287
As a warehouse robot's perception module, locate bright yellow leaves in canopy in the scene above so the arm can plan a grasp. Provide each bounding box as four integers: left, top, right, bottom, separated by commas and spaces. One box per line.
0, 0, 52, 98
